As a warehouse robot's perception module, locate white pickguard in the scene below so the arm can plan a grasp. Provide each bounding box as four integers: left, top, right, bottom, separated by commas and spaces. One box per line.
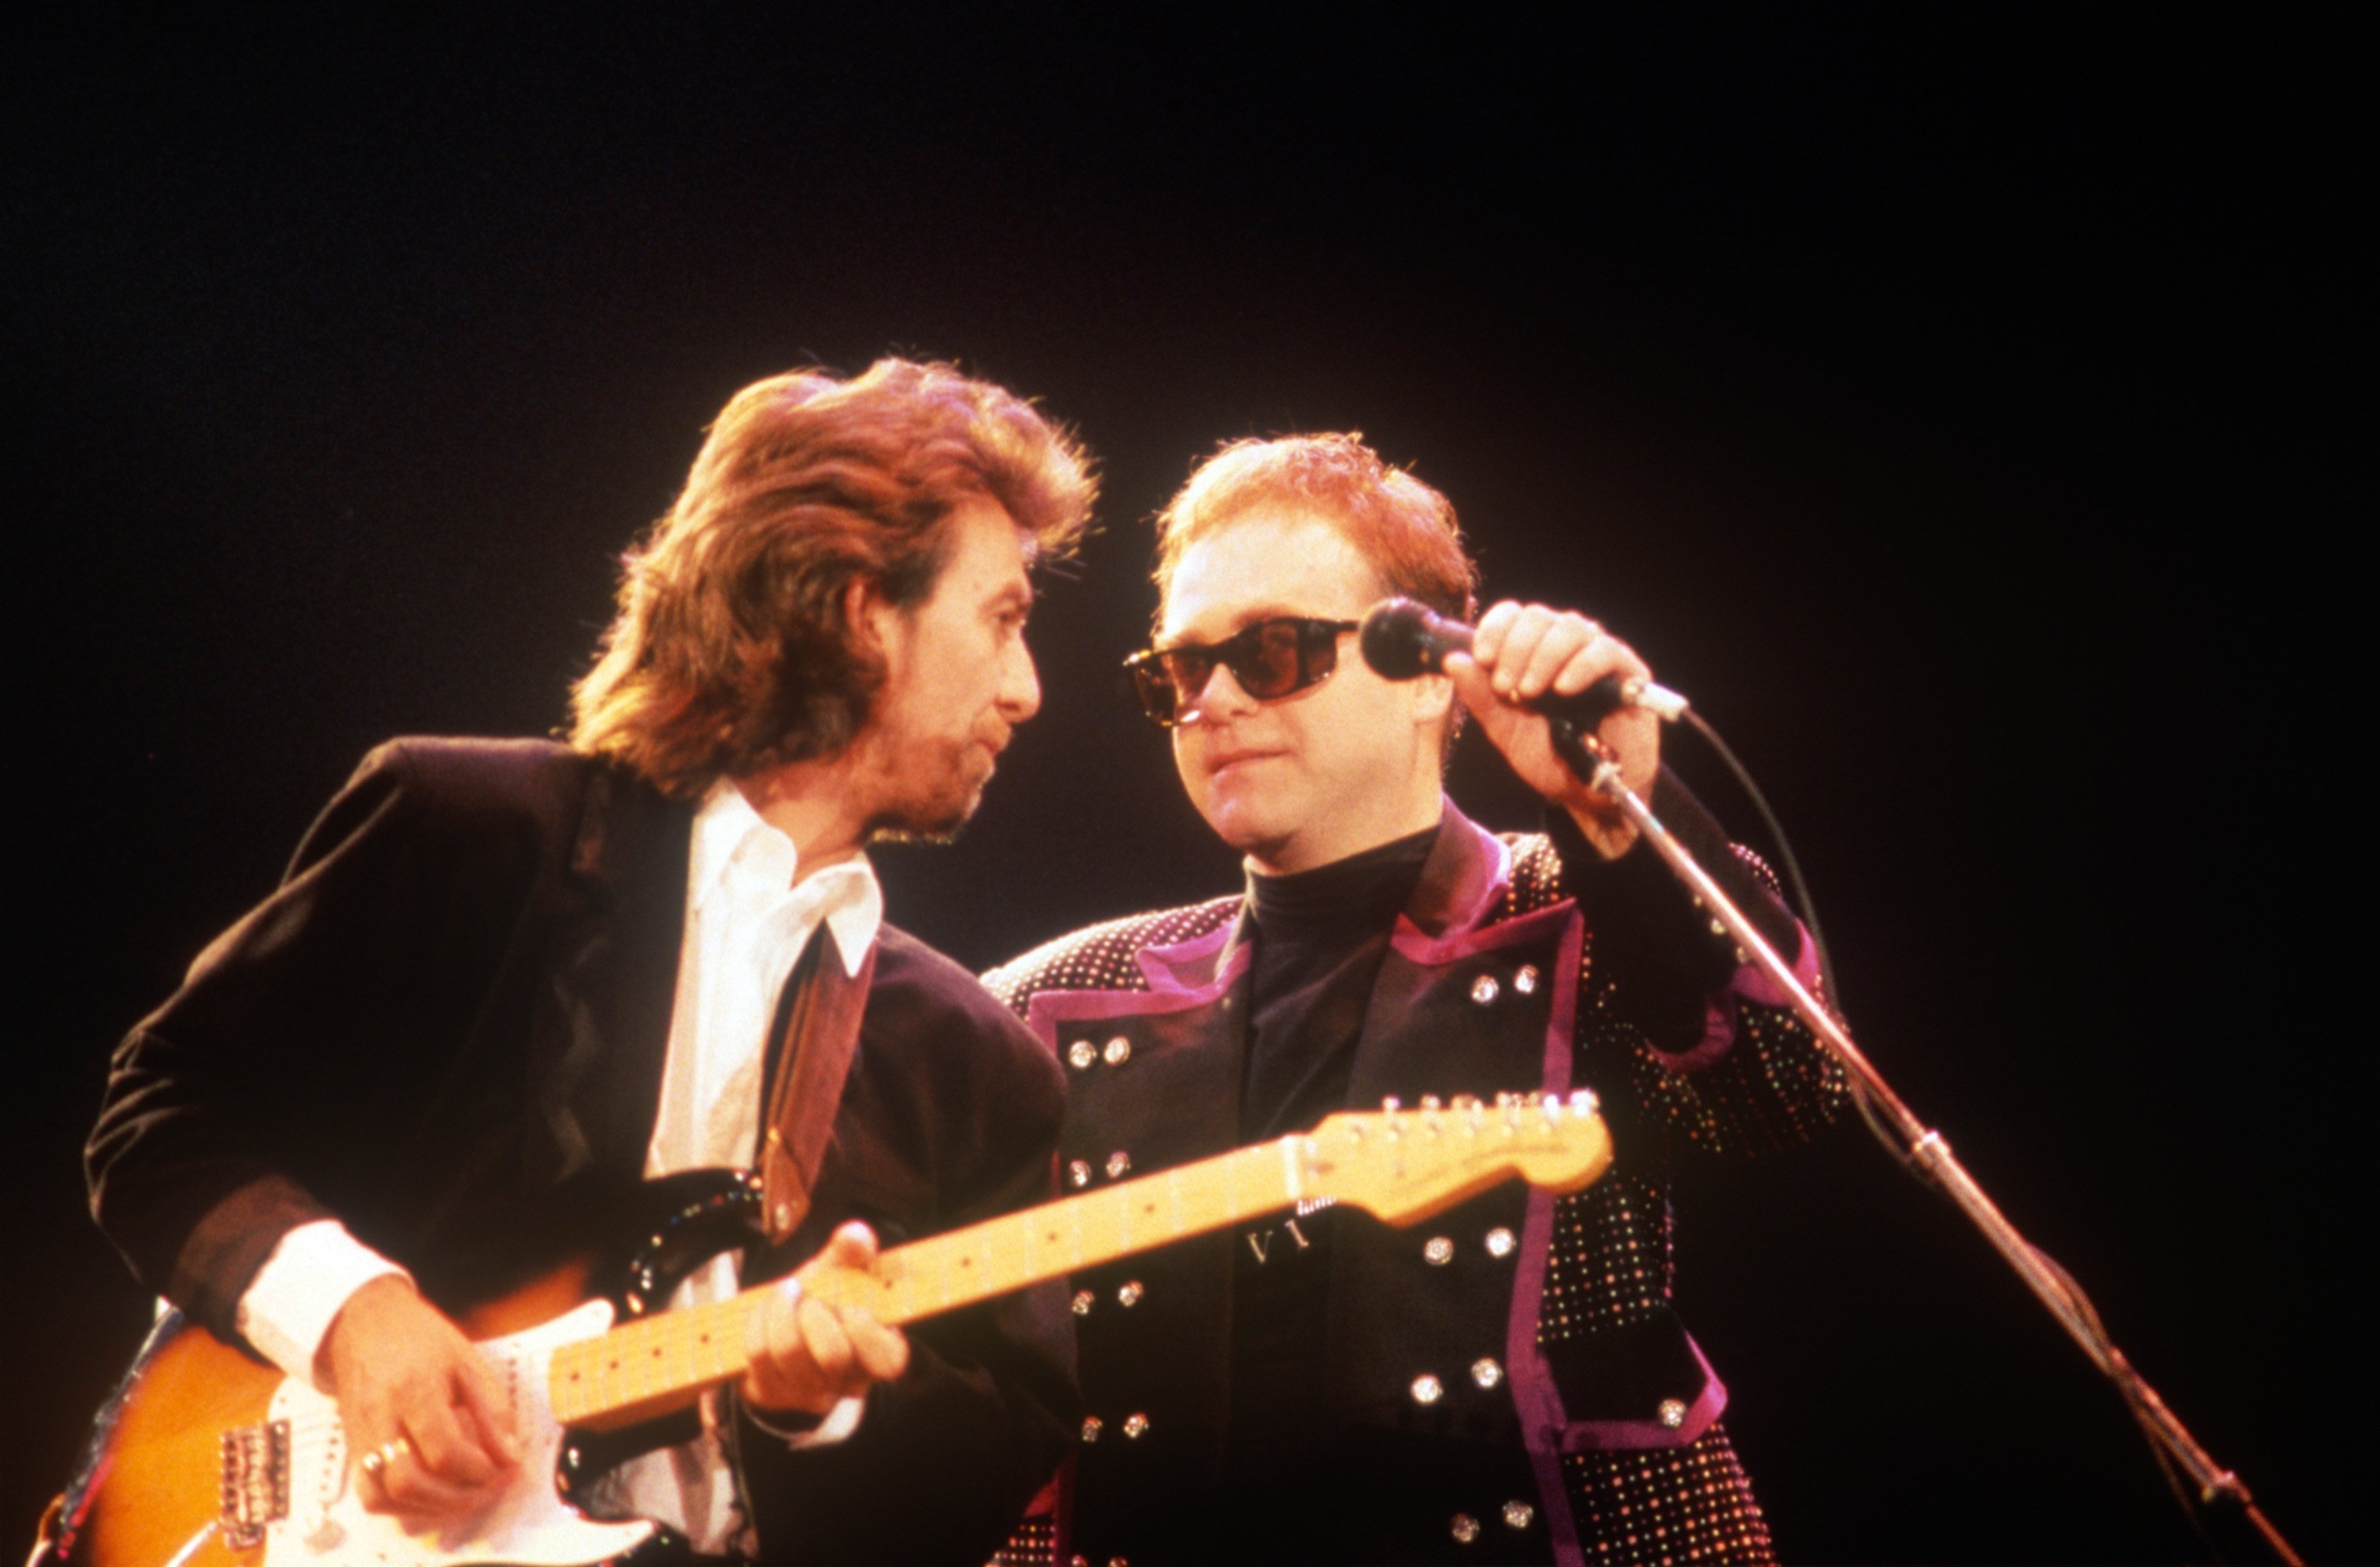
256, 1298, 657, 1567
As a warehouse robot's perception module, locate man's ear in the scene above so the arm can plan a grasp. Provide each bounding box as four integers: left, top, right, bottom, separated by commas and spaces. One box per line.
845, 577, 904, 660
1409, 670, 1456, 728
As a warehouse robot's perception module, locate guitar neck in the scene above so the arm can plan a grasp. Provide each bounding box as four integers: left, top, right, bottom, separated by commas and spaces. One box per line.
547, 1137, 1306, 1429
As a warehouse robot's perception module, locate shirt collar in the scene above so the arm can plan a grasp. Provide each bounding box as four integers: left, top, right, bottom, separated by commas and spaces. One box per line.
692, 779, 884, 977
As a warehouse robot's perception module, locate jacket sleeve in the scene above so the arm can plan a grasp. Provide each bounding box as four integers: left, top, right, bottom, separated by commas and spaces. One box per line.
1552, 767, 1846, 1156
84, 741, 556, 1341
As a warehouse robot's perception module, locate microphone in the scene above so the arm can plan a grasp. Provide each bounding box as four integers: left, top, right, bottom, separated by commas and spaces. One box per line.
1359, 597, 1689, 725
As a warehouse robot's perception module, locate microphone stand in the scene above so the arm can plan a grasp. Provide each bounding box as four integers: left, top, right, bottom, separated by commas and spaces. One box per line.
1544, 719, 2302, 1566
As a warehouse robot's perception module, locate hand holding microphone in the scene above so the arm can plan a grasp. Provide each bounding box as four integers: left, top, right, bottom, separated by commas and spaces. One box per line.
1361, 596, 1675, 858
1360, 597, 1687, 724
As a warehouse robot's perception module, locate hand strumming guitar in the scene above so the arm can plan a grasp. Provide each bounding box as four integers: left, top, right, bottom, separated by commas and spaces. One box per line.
319, 1274, 524, 1520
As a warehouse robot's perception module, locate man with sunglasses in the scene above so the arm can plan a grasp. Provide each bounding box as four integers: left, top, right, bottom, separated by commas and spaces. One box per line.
987, 434, 1843, 1564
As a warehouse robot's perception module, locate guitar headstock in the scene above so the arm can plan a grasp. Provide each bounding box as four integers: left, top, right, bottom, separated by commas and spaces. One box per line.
1304, 1092, 1613, 1225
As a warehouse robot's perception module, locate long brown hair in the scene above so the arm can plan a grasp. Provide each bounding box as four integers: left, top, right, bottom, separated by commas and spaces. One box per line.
571, 359, 1095, 796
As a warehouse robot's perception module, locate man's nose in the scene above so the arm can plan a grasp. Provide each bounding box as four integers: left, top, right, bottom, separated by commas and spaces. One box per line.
1178, 662, 1256, 726
999, 639, 1042, 722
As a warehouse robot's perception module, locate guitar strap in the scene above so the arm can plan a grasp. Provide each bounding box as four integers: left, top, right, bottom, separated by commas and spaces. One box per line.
757, 926, 878, 1243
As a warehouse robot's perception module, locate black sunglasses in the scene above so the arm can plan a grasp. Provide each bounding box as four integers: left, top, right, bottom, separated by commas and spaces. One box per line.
1123, 617, 1361, 727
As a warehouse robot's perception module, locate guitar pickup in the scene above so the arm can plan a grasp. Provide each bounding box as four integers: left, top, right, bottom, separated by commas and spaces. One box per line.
218, 1419, 290, 1548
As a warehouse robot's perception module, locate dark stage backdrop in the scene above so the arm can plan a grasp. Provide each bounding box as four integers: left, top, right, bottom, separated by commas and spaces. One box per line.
6, 12, 2359, 1562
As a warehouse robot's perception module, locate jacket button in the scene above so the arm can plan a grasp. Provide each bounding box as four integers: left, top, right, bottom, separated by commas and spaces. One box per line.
1067, 1040, 1097, 1070
1070, 1290, 1096, 1316
1106, 1150, 1132, 1179
1423, 1236, 1454, 1265
1067, 1160, 1092, 1188
1503, 1500, 1535, 1529
1080, 1417, 1102, 1442
1514, 964, 1539, 994
1450, 1513, 1481, 1543
1117, 1280, 1144, 1307
1484, 1226, 1516, 1259
1103, 1036, 1132, 1065
1658, 1397, 1688, 1428
1122, 1413, 1149, 1438
1470, 974, 1499, 1004
1471, 1357, 1502, 1389
1410, 1374, 1444, 1405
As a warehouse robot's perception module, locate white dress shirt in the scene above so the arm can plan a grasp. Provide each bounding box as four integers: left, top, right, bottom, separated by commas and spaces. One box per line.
236, 777, 882, 1549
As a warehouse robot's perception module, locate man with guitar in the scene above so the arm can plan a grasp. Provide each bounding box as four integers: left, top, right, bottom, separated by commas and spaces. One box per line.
71, 360, 1092, 1563
986, 435, 1846, 1563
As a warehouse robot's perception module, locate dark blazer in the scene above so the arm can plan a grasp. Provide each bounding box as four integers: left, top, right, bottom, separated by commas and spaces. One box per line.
985, 788, 1843, 1565
87, 736, 1076, 1564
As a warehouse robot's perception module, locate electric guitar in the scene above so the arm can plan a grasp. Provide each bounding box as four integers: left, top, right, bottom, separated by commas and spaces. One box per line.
48, 1093, 1610, 1567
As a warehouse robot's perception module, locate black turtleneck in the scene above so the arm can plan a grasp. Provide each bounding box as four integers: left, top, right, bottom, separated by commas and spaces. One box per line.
1221, 820, 1437, 1517
1238, 821, 1437, 1141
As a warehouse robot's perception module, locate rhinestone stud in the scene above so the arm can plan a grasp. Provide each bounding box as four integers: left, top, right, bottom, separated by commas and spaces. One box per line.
1472, 1357, 1502, 1389
1484, 1227, 1516, 1259
1106, 1150, 1132, 1179
1070, 1290, 1095, 1316
1514, 964, 1539, 995
1117, 1280, 1144, 1307
1503, 1500, 1535, 1529
1658, 1397, 1688, 1429
1470, 974, 1499, 1005
1411, 1374, 1444, 1405
1067, 1040, 1097, 1070
1067, 1159, 1092, 1189
1423, 1236, 1454, 1266
1122, 1413, 1149, 1438
1080, 1417, 1102, 1442
1450, 1514, 1481, 1544
1102, 1036, 1131, 1066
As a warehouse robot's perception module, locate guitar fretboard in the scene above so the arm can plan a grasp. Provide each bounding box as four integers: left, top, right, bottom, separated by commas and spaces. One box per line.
547, 1137, 1304, 1428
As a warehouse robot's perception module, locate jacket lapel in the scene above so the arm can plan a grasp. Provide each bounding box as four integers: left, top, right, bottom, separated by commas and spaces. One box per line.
524, 761, 695, 1188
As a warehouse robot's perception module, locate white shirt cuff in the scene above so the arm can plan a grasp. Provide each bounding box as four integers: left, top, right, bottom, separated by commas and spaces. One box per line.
745, 1390, 866, 1448
234, 1219, 411, 1389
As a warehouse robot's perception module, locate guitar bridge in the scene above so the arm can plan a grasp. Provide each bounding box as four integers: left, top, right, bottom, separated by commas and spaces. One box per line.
218, 1419, 290, 1548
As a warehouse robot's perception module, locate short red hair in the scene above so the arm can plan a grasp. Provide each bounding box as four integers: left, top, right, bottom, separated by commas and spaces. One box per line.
1152, 433, 1478, 626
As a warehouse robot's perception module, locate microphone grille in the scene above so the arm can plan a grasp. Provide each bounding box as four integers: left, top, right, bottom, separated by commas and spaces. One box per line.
1359, 597, 1439, 679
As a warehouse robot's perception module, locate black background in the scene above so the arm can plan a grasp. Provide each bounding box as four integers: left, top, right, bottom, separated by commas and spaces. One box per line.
6, 10, 2362, 1561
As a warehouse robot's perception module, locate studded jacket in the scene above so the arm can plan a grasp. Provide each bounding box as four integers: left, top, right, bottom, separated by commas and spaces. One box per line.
984, 782, 1844, 1565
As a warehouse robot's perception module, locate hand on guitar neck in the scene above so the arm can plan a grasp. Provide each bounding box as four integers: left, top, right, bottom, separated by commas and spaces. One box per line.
741, 1219, 910, 1419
